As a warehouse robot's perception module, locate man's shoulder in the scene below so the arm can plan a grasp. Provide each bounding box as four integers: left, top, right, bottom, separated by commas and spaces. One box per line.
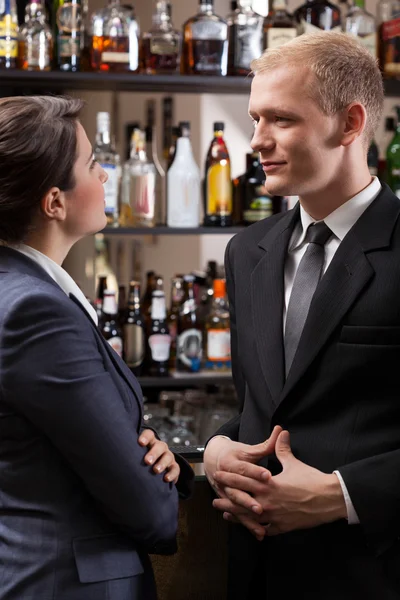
228, 211, 290, 254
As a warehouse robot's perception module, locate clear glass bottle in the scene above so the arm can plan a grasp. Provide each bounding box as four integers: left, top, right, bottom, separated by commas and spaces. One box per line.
55, 0, 81, 71
263, 0, 297, 49
94, 112, 120, 227
145, 125, 166, 226
19, 0, 53, 71
378, 0, 400, 78
0, 0, 19, 69
91, 0, 140, 72
122, 128, 157, 228
141, 0, 181, 74
294, 0, 342, 33
181, 0, 228, 76
346, 0, 377, 58
203, 121, 233, 227
100, 290, 124, 358
205, 278, 231, 371
167, 121, 201, 228
227, 0, 264, 76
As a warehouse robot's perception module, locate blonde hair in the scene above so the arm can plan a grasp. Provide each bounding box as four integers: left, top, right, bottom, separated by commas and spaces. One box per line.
251, 32, 383, 146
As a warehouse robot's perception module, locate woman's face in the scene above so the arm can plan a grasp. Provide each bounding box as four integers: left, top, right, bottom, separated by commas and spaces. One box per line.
63, 122, 108, 239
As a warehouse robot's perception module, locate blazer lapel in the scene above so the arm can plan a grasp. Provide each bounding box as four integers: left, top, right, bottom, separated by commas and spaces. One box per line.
251, 206, 300, 402
278, 184, 400, 409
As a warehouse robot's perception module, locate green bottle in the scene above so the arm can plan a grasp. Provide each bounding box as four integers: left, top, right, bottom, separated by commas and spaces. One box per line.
387, 107, 400, 198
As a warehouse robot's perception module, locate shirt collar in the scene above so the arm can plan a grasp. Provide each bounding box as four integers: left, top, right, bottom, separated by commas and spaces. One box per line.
290, 177, 382, 251
9, 243, 98, 325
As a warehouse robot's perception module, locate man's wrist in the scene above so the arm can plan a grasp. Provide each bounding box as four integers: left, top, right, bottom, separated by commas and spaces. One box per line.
321, 473, 348, 522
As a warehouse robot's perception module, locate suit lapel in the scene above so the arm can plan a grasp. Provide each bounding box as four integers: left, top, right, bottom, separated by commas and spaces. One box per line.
251, 206, 300, 402
278, 184, 400, 409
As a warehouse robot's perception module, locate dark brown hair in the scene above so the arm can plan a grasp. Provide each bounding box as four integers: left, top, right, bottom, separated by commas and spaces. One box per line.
0, 95, 84, 244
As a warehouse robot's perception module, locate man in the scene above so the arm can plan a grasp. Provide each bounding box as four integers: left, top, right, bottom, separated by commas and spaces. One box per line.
203, 32, 400, 599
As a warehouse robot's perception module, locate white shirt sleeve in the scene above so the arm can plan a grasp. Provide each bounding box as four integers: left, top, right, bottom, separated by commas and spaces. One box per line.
333, 470, 360, 525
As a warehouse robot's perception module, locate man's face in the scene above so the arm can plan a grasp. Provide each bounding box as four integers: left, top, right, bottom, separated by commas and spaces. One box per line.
249, 66, 343, 199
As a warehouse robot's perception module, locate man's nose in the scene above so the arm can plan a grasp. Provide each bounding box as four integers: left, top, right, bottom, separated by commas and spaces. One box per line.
251, 126, 275, 153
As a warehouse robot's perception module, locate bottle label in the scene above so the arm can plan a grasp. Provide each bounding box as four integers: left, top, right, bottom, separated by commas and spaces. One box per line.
192, 39, 227, 74
124, 324, 145, 368
149, 333, 171, 362
191, 21, 226, 40
101, 51, 130, 64
177, 329, 202, 370
130, 172, 156, 224
234, 22, 263, 69
167, 171, 200, 227
107, 336, 123, 358
382, 19, 400, 74
243, 193, 273, 222
266, 28, 297, 49
151, 296, 167, 320
207, 329, 231, 361
150, 36, 179, 56
300, 20, 341, 34
100, 163, 118, 216
24, 37, 51, 68
206, 163, 232, 216
58, 34, 80, 58
0, 18, 18, 58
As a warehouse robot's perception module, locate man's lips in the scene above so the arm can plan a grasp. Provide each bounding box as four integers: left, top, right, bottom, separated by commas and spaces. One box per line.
261, 161, 287, 172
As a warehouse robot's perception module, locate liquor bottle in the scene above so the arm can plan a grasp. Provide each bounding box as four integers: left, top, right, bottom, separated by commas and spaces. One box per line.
181, 0, 229, 76
367, 139, 379, 177
294, 0, 342, 33
80, 0, 91, 70
345, 0, 377, 58
95, 274, 107, 318
0, 0, 19, 69
167, 276, 184, 369
94, 112, 120, 227
147, 289, 171, 377
263, 0, 297, 50
227, 0, 264, 76
205, 278, 231, 371
226, 1, 238, 25
91, 0, 140, 72
123, 281, 146, 374
121, 128, 157, 228
167, 121, 201, 228
19, 0, 53, 71
125, 122, 140, 161
145, 125, 166, 226
176, 275, 203, 373
141, 0, 181, 74
203, 122, 233, 227
387, 106, 400, 196
55, 0, 81, 71
162, 96, 174, 161
378, 0, 400, 77
167, 125, 180, 171
100, 290, 124, 358
242, 152, 283, 224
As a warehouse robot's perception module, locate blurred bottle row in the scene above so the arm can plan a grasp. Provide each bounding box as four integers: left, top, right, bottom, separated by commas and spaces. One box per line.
95, 110, 287, 230
93, 261, 232, 377
1, 0, 387, 75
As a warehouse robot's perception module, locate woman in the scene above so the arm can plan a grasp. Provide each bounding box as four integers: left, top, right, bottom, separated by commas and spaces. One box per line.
0, 95, 193, 600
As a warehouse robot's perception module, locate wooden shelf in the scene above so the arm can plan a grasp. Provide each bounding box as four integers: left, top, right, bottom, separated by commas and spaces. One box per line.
137, 372, 233, 387
0, 70, 253, 94
102, 226, 244, 235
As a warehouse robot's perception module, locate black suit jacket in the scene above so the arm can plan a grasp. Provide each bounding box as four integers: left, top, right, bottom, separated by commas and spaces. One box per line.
217, 184, 400, 599
0, 247, 192, 600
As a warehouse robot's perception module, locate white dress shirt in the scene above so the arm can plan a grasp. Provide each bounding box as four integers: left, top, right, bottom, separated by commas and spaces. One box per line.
9, 243, 98, 326
284, 176, 382, 524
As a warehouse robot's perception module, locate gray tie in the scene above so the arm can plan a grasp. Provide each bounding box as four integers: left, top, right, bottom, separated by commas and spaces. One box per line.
284, 222, 332, 376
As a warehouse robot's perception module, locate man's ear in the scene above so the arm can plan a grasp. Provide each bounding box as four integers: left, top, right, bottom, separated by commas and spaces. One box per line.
341, 102, 367, 147
40, 187, 66, 222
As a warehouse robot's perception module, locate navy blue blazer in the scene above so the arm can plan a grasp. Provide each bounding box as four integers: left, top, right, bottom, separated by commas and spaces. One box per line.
0, 246, 185, 600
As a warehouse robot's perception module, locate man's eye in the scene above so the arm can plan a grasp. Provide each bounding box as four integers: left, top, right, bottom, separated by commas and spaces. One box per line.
251, 119, 259, 129
275, 116, 290, 122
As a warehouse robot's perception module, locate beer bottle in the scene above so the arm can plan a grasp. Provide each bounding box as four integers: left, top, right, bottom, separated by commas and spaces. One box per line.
100, 290, 124, 358
176, 275, 203, 373
147, 290, 171, 376
167, 276, 184, 369
123, 281, 146, 375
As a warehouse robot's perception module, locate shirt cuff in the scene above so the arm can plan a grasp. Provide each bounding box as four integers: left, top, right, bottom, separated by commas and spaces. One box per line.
333, 470, 360, 525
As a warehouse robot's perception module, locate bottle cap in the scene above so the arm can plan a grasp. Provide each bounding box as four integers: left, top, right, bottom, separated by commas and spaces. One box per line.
97, 112, 110, 133
214, 122, 225, 132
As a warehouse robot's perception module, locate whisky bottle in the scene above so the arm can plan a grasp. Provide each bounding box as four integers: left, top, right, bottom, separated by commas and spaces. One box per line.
123, 281, 146, 375
294, 0, 341, 33
94, 112, 120, 227
345, 0, 377, 58
240, 152, 283, 224
121, 128, 157, 228
0, 0, 19, 69
227, 0, 264, 76
147, 289, 171, 377
177, 275, 202, 373
141, 0, 181, 74
167, 121, 201, 228
203, 122, 233, 227
181, 0, 229, 76
263, 0, 297, 49
91, 0, 140, 72
19, 0, 53, 70
100, 290, 124, 358
205, 279, 231, 371
56, 0, 81, 71
378, 0, 400, 77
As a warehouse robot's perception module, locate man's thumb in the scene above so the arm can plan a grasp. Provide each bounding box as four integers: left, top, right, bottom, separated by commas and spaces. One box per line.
276, 430, 292, 465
